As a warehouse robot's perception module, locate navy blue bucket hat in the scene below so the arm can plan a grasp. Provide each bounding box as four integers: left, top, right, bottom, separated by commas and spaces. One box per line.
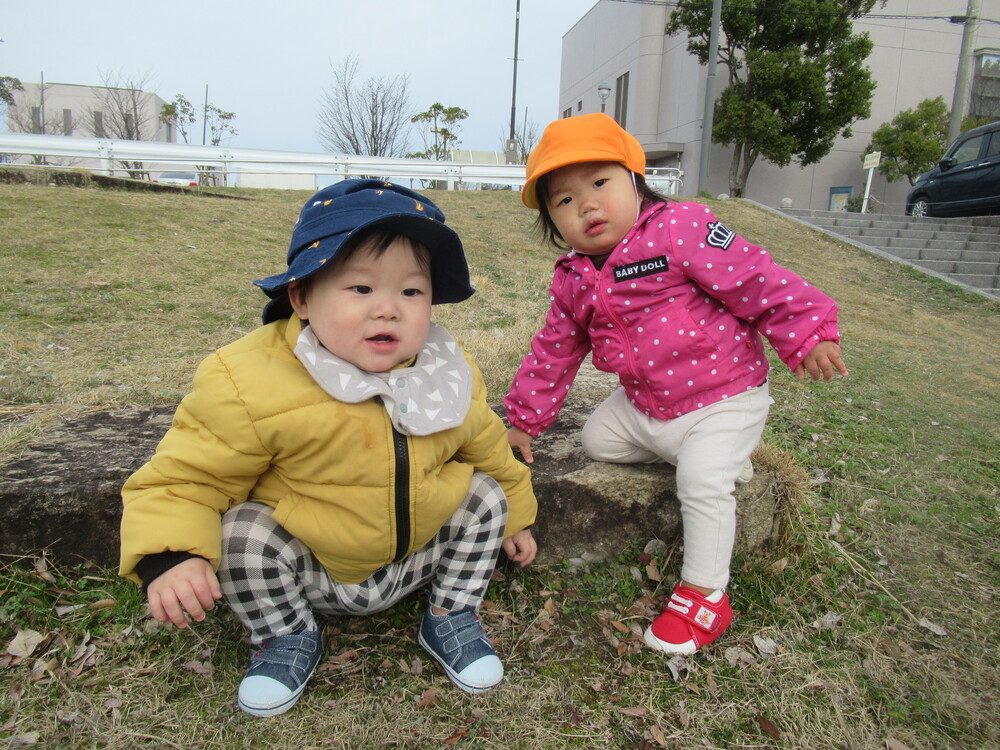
255, 179, 474, 324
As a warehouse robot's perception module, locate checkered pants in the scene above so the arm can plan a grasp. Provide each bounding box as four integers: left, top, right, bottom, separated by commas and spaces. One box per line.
217, 472, 508, 644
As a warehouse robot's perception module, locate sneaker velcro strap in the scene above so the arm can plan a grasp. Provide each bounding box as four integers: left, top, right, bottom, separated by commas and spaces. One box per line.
665, 592, 724, 634
434, 614, 486, 656
251, 633, 321, 670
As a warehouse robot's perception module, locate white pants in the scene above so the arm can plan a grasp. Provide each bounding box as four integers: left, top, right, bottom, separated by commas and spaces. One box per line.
581, 383, 771, 590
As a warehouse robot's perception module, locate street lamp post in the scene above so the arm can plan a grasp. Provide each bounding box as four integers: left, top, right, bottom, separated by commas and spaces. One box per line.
598, 81, 611, 113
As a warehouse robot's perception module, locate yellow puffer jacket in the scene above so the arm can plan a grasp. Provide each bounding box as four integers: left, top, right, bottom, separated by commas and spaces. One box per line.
119, 316, 536, 585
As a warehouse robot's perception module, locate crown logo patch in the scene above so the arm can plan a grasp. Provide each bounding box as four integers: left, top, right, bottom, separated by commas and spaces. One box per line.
706, 221, 736, 250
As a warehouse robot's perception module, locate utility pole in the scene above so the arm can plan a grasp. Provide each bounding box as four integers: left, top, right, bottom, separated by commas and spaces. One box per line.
507, 0, 522, 163
948, 0, 980, 143
202, 84, 209, 146
697, 0, 722, 195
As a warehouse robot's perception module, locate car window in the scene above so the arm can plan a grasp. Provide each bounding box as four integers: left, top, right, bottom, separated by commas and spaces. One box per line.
986, 133, 1000, 159
951, 135, 984, 165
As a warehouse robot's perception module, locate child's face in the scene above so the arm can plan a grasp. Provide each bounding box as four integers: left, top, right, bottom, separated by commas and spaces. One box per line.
288, 238, 432, 372
544, 161, 640, 257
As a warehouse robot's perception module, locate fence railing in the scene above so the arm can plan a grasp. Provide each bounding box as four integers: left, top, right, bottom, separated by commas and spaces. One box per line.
0, 133, 684, 194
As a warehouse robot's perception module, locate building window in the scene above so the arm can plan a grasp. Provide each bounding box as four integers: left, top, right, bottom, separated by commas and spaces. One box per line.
93, 111, 105, 138
63, 109, 73, 136
31, 107, 42, 134
614, 72, 630, 128
562, 107, 572, 119
124, 113, 136, 140
577, 100, 582, 111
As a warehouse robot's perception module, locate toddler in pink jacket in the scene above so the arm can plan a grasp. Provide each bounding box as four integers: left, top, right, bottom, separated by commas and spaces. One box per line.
505, 114, 848, 656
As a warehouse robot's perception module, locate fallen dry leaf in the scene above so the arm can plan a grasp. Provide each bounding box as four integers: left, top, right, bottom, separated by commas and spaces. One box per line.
885, 738, 914, 750
34, 557, 56, 584
665, 655, 691, 682
8, 733, 40, 747
811, 612, 843, 630
876, 636, 904, 658
181, 660, 215, 676
724, 646, 756, 667
756, 714, 781, 739
55, 604, 86, 617
415, 688, 438, 708
619, 706, 648, 717
7, 630, 45, 658
704, 667, 720, 695
753, 634, 779, 656
87, 599, 116, 611
650, 722, 668, 746
677, 698, 690, 728
443, 726, 469, 745
918, 618, 947, 636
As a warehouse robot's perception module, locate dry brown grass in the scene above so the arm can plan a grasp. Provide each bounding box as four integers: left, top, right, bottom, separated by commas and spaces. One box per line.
2, 182, 999, 749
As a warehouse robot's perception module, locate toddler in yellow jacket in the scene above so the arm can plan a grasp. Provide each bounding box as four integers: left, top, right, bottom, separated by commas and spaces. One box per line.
120, 179, 537, 717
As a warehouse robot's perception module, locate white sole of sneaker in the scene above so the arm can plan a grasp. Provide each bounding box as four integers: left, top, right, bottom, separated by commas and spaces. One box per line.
417, 630, 503, 694
238, 668, 317, 717
642, 625, 698, 656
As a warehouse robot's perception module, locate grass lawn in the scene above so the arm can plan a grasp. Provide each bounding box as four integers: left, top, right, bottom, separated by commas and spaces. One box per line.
1, 177, 998, 749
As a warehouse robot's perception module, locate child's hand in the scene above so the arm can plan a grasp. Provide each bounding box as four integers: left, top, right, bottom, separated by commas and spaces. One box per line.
508, 427, 535, 464
146, 557, 222, 628
795, 341, 849, 382
502, 528, 537, 567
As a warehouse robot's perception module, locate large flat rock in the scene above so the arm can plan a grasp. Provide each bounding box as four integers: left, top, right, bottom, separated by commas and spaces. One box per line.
0, 367, 785, 567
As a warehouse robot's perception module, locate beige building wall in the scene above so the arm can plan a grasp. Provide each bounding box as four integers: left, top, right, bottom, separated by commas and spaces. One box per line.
8, 82, 172, 142
6, 82, 174, 175
560, 0, 1000, 214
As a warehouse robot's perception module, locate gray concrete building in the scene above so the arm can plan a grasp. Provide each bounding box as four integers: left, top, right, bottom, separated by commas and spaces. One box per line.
559, 0, 1000, 214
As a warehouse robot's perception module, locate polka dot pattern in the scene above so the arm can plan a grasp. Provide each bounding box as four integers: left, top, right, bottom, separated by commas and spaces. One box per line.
504, 201, 841, 431
296, 323, 472, 436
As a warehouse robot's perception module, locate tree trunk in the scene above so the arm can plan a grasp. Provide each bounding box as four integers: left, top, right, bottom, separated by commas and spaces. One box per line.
728, 142, 743, 197
737, 149, 758, 197
728, 142, 759, 198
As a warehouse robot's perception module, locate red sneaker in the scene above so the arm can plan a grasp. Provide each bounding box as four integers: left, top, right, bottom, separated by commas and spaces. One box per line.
643, 584, 733, 655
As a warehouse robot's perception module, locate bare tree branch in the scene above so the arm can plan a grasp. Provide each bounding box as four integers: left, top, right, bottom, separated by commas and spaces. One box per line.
317, 56, 412, 157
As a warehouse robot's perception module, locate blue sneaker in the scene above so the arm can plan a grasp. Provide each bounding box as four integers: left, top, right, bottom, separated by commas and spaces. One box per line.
237, 629, 323, 717
418, 609, 503, 693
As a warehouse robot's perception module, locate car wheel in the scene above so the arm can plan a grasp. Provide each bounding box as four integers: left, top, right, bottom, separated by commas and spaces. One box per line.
909, 197, 931, 217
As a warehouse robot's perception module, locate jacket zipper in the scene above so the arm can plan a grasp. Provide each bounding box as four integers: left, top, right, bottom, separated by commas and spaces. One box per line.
390, 425, 411, 563
593, 259, 653, 406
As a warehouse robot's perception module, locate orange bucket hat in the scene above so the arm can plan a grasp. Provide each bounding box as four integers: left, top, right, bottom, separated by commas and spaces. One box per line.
522, 113, 646, 209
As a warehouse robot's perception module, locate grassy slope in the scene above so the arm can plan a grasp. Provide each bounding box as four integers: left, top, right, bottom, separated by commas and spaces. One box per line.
1, 183, 998, 749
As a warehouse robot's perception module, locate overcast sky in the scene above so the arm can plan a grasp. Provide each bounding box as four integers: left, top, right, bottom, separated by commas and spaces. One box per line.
2, 0, 597, 154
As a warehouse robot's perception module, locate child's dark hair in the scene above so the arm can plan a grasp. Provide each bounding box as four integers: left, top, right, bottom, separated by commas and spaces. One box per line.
531, 171, 672, 250
292, 227, 432, 297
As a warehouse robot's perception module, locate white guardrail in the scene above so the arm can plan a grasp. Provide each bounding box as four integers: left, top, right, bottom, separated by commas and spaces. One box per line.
0, 133, 683, 194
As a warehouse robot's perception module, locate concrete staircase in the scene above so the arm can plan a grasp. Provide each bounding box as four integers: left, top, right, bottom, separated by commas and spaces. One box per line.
780, 208, 1000, 298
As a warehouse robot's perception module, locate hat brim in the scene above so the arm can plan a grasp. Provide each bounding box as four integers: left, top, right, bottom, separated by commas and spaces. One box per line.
522, 147, 643, 209
258, 213, 474, 325
521, 113, 647, 209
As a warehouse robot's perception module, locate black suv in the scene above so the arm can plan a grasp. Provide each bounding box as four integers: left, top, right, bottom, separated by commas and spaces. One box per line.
906, 121, 1000, 217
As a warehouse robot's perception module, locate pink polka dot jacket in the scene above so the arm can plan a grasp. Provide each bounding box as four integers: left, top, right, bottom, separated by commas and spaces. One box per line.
504, 201, 841, 436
